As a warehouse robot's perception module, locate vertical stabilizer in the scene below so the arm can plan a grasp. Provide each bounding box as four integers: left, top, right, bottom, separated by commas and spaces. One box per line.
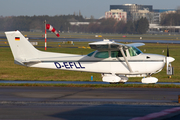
5, 31, 39, 65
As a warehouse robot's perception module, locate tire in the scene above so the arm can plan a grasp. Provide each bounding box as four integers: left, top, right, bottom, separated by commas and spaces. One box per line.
109, 82, 118, 84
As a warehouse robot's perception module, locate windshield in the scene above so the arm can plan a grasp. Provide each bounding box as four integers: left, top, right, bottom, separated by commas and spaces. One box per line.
128, 46, 142, 56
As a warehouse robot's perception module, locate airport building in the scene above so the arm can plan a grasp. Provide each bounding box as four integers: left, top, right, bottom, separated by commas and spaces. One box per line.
131, 9, 154, 23
110, 4, 153, 13
109, 4, 175, 24
153, 9, 176, 24
110, 4, 153, 21
105, 9, 127, 22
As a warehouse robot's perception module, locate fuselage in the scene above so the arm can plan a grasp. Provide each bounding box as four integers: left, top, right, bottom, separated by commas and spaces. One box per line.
5, 31, 175, 84
28, 50, 166, 76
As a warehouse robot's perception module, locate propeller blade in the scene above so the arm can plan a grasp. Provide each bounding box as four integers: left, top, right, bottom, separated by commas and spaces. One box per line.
167, 45, 169, 57
166, 45, 170, 75
166, 46, 175, 75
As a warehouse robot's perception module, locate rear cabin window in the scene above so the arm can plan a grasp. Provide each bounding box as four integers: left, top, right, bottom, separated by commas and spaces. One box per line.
94, 51, 109, 58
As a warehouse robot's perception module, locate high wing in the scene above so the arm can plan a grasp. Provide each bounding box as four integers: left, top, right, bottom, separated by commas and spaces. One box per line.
89, 39, 145, 50
89, 40, 145, 74
126, 43, 145, 47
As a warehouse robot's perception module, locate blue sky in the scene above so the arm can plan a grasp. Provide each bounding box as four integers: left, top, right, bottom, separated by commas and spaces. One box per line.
0, 0, 179, 18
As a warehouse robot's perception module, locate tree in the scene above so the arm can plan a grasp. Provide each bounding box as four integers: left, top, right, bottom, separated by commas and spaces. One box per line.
79, 10, 82, 16
115, 21, 126, 33
160, 12, 180, 26
99, 18, 117, 33
136, 17, 149, 34
0, 15, 85, 31
124, 20, 135, 34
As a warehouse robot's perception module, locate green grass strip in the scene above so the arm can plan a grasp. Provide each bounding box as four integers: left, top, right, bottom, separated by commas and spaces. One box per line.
0, 83, 180, 88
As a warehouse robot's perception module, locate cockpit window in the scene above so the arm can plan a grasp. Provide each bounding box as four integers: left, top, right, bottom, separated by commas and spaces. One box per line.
128, 46, 142, 56
94, 51, 109, 58
111, 50, 127, 57
87, 51, 95, 57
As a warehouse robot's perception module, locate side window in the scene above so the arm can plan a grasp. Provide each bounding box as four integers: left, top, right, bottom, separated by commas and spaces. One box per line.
87, 51, 95, 57
111, 51, 126, 57
94, 51, 109, 58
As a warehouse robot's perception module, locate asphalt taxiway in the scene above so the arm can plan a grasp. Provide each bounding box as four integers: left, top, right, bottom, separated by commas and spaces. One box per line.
1, 80, 180, 85
0, 86, 180, 120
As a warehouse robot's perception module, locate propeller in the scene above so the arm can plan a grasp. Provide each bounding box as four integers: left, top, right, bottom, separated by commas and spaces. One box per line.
167, 45, 169, 57
166, 46, 175, 75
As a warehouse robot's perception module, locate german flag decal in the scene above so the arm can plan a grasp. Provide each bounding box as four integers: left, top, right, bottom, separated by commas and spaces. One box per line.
15, 37, 20, 41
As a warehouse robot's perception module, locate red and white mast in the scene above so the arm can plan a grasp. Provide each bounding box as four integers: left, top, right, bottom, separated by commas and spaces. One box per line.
44, 20, 60, 50
44, 20, 47, 51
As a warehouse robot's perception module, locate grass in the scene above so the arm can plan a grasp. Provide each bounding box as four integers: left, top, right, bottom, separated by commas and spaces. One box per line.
0, 32, 180, 87
0, 46, 100, 81
0, 83, 180, 88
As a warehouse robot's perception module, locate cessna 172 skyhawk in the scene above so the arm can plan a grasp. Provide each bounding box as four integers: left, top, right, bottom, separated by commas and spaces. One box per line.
5, 30, 175, 84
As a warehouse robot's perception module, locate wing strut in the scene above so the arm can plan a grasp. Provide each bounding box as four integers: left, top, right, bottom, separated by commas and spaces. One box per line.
119, 47, 133, 73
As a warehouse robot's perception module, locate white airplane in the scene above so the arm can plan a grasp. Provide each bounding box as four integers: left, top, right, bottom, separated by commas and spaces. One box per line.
5, 30, 175, 84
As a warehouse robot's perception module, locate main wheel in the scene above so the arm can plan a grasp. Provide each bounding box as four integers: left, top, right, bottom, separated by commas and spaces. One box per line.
109, 82, 118, 84
118, 82, 125, 84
